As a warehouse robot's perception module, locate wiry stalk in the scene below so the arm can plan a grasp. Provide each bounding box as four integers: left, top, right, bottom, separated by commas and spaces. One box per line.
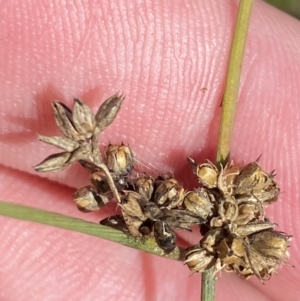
201, 1, 254, 300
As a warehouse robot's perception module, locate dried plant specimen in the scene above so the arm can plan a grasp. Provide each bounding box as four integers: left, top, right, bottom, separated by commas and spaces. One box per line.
184, 158, 291, 281
35, 95, 206, 253
35, 94, 291, 280
35, 94, 125, 203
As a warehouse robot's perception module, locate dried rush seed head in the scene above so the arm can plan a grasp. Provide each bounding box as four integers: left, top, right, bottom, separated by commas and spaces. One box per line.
34, 94, 291, 279
184, 158, 292, 281
35, 94, 125, 205
35, 94, 124, 172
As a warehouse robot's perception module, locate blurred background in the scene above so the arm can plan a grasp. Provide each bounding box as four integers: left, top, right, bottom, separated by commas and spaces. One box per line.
264, 0, 300, 19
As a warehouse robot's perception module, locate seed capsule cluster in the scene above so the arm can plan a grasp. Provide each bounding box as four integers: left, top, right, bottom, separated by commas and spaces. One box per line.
79, 169, 208, 252
184, 159, 291, 281
35, 94, 291, 281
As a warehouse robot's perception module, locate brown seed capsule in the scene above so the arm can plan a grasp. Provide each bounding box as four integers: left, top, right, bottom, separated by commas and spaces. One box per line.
153, 221, 177, 252
217, 161, 240, 195
120, 191, 147, 237
90, 170, 111, 193
217, 236, 245, 262
201, 228, 226, 253
218, 195, 239, 223
183, 188, 214, 220
72, 98, 96, 138
134, 175, 154, 201
184, 245, 215, 273
35, 152, 73, 172
188, 158, 218, 189
38, 135, 80, 152
218, 236, 249, 275
138, 198, 162, 220
242, 236, 287, 281
235, 162, 273, 194
74, 186, 108, 212
52, 101, 80, 140
235, 181, 280, 206
209, 217, 224, 228
122, 210, 144, 237
234, 202, 262, 225
154, 176, 185, 209
255, 177, 280, 204
95, 93, 124, 132
161, 208, 205, 231
106, 144, 134, 177
120, 191, 146, 220
233, 220, 275, 237
248, 229, 291, 259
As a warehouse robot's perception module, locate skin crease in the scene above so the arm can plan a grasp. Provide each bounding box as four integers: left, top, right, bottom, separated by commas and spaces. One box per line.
0, 0, 300, 300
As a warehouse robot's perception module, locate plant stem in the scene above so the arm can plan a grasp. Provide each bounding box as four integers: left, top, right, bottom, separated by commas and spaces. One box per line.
201, 0, 254, 300
0, 201, 183, 261
216, 0, 254, 164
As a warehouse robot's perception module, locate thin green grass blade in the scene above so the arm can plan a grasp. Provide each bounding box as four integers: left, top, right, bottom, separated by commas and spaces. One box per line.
0, 200, 183, 261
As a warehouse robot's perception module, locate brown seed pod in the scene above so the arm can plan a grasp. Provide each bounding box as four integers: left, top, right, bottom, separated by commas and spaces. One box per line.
200, 228, 226, 253
90, 170, 112, 192
234, 162, 266, 193
138, 198, 163, 220
217, 195, 239, 223
161, 208, 205, 231
242, 230, 291, 281
134, 174, 154, 201
217, 236, 250, 276
72, 98, 96, 138
183, 188, 214, 220
209, 217, 224, 229
106, 144, 134, 178
37, 135, 80, 152
188, 158, 218, 189
217, 160, 240, 195
74, 186, 109, 212
217, 235, 245, 263
234, 202, 262, 225
34, 152, 73, 172
184, 245, 216, 273
233, 220, 275, 237
94, 93, 124, 132
52, 101, 80, 140
153, 221, 177, 252
248, 229, 291, 260
120, 191, 146, 220
122, 210, 144, 237
154, 176, 185, 209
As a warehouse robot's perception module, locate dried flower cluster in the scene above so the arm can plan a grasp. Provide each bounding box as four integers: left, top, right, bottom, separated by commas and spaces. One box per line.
35, 94, 291, 281
184, 159, 291, 281
35, 94, 205, 252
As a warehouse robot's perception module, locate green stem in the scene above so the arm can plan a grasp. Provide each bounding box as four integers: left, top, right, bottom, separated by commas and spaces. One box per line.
202, 0, 254, 301
0, 201, 183, 261
216, 0, 254, 164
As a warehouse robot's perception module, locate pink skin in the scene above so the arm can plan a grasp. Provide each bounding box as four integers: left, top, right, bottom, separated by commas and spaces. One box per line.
0, 0, 299, 300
